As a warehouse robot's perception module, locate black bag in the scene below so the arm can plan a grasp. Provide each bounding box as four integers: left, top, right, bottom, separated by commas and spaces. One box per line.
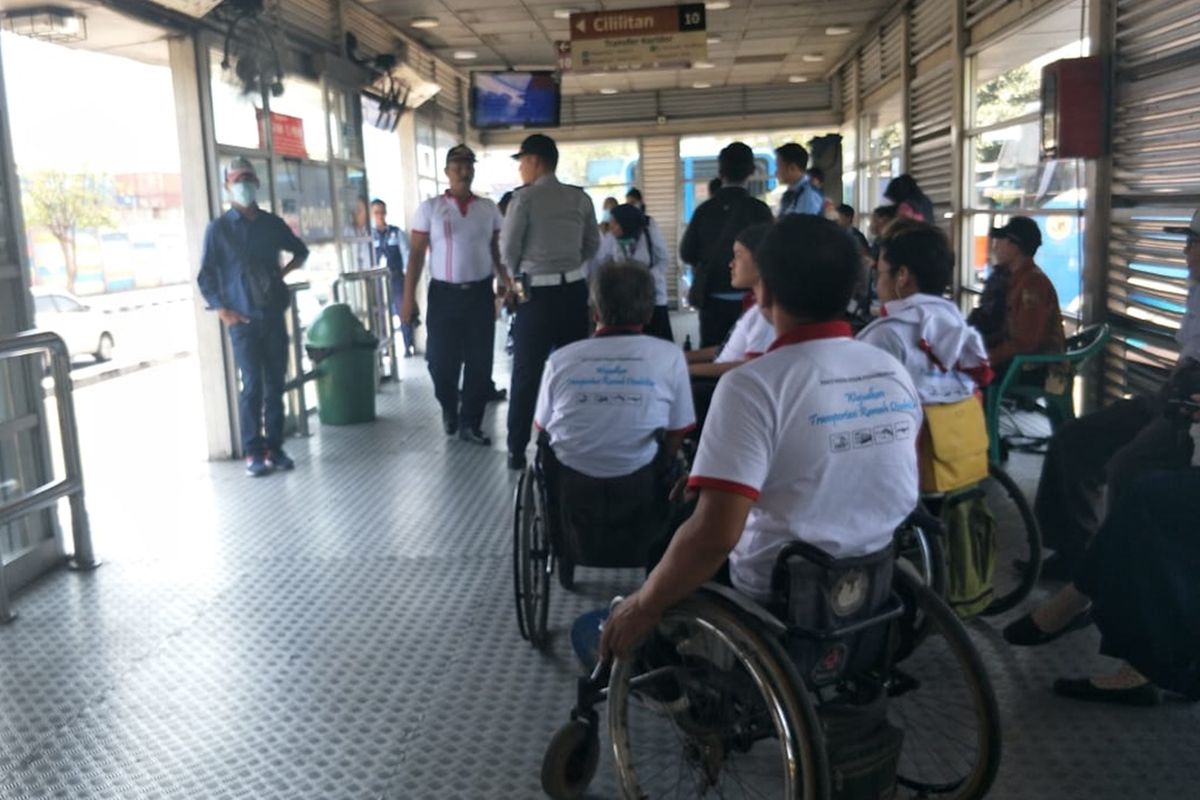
687, 193, 767, 308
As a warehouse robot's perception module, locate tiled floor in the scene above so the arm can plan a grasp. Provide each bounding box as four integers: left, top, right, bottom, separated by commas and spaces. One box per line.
1, 332, 1197, 799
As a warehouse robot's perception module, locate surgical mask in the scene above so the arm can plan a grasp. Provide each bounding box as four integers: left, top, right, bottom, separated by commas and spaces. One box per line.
229, 182, 258, 207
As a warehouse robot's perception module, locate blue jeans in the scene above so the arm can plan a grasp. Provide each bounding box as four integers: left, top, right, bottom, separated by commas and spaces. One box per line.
228, 315, 288, 457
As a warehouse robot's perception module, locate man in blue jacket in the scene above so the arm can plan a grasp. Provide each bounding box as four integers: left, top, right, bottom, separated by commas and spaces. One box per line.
197, 158, 309, 477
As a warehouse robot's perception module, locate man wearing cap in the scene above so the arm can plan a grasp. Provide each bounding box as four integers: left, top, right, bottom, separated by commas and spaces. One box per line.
681, 141, 774, 347
501, 133, 601, 470
1025, 209, 1200, 582
967, 215, 1065, 380
198, 158, 309, 477
774, 142, 824, 218
401, 145, 512, 447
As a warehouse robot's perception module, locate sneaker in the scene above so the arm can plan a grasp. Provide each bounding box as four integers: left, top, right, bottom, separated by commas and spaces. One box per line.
442, 410, 459, 436
245, 454, 272, 478
458, 427, 492, 446
267, 449, 295, 471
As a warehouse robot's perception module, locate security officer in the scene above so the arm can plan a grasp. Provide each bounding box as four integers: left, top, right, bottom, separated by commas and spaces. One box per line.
370, 199, 416, 356
197, 157, 308, 477
501, 133, 600, 469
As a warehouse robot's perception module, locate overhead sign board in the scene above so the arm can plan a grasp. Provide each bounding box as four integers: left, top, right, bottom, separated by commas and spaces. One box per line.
568, 3, 707, 71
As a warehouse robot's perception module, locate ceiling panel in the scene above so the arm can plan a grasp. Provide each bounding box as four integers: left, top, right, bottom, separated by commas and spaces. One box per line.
371, 0, 895, 94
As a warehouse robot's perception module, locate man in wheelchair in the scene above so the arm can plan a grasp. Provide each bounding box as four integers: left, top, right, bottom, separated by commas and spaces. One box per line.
532, 260, 696, 572
601, 214, 922, 659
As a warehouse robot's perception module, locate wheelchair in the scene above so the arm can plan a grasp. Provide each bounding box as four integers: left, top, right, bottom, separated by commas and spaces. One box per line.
513, 431, 681, 649
541, 523, 1001, 800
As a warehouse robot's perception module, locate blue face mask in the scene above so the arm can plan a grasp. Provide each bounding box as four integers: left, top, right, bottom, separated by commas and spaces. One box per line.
229, 181, 258, 207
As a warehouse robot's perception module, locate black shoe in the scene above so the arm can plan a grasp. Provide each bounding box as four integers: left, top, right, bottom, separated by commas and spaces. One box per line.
1053, 678, 1162, 706
442, 410, 459, 436
487, 386, 508, 403
458, 427, 491, 446
507, 452, 527, 471
1003, 608, 1092, 647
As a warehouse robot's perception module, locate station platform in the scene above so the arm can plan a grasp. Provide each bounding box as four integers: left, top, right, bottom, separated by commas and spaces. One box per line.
1, 349, 1197, 799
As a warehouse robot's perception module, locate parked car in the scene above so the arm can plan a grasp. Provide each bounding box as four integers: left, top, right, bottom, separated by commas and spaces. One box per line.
31, 289, 116, 362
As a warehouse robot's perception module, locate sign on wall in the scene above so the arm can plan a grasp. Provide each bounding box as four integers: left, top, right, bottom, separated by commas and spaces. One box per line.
568, 3, 707, 72
256, 111, 308, 159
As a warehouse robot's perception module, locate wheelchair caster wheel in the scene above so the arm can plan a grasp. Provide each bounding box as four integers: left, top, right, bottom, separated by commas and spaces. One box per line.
541, 718, 599, 800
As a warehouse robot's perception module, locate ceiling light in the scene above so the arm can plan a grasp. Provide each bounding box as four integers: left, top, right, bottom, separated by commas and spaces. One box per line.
410, 16, 439, 29
707, 35, 722, 45
788, 75, 808, 83
693, 60, 715, 69
825, 25, 852, 36
0, 6, 87, 43
553, 7, 581, 19
692, 81, 712, 89
801, 53, 825, 63
599, 88, 618, 95
453, 50, 478, 60
705, 1, 731, 10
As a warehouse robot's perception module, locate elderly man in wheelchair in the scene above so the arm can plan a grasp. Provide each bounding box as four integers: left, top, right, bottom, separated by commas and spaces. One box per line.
513, 260, 695, 644
541, 217, 1000, 800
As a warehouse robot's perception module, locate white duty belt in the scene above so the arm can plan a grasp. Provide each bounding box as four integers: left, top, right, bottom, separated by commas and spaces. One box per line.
525, 268, 586, 288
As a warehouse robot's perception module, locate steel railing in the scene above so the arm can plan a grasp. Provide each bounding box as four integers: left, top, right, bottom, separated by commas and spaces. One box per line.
284, 282, 312, 438
0, 330, 98, 624
332, 267, 398, 382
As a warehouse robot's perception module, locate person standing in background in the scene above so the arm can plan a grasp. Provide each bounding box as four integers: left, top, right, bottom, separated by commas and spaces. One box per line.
371, 199, 417, 357
773, 142, 824, 217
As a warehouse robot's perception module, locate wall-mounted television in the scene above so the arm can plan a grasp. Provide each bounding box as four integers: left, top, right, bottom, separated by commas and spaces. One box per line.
470, 71, 561, 130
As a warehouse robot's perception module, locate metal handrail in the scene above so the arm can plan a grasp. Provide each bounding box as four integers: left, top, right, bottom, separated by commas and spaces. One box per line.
0, 329, 98, 624
332, 267, 398, 382
285, 282, 312, 438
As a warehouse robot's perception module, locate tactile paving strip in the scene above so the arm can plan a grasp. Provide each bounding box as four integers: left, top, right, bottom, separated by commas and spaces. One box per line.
1, 349, 1198, 799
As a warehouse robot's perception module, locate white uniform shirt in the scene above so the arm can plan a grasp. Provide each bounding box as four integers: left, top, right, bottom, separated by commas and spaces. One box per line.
715, 304, 775, 364
857, 293, 992, 405
535, 332, 696, 479
1178, 281, 1200, 363
688, 324, 922, 601
587, 221, 671, 306
411, 192, 503, 283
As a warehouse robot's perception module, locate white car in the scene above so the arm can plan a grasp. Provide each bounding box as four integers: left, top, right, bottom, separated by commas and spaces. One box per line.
32, 290, 116, 362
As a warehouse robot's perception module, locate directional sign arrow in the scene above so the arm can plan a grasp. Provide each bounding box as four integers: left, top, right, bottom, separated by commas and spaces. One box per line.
576, 18, 587, 33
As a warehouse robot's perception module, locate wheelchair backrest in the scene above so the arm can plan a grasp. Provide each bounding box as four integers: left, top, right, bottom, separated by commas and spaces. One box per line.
770, 542, 897, 688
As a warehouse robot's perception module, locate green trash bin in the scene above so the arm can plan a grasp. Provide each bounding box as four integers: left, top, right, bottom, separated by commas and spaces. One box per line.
305, 304, 378, 425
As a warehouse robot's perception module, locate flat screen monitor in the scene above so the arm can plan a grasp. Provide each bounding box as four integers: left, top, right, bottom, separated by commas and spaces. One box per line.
470, 71, 561, 130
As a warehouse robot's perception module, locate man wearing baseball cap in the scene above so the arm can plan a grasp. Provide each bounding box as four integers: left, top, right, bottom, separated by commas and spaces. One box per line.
401, 145, 513, 447
500, 133, 600, 470
197, 157, 309, 477
1014, 208, 1200, 588
967, 215, 1065, 380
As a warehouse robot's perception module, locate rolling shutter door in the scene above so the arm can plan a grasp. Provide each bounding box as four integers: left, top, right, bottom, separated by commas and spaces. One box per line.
907, 64, 953, 227
639, 137, 682, 308
1105, 0, 1200, 400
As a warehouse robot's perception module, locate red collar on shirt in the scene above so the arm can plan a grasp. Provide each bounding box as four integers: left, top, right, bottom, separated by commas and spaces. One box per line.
766, 320, 852, 352
595, 325, 643, 337
443, 190, 477, 217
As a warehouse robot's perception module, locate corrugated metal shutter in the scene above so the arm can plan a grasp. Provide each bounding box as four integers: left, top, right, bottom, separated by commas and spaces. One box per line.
744, 83, 833, 114
660, 87, 743, 119
839, 60, 858, 115
1105, 0, 1200, 400
859, 35, 883, 94
880, 22, 904, 83
435, 68, 463, 137
562, 94, 659, 126
907, 64, 953, 224
640, 137, 681, 308
910, 0, 952, 62
342, 1, 394, 56
966, 0, 1008, 28
276, 0, 335, 48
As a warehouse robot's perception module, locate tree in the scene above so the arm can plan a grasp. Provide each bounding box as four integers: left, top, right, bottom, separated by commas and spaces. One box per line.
22, 171, 114, 293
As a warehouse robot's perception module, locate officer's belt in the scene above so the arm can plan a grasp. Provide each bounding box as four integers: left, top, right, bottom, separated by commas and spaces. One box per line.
525, 268, 586, 288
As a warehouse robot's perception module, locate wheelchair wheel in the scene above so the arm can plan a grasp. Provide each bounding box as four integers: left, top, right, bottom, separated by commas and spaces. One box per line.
887, 563, 1002, 800
609, 591, 830, 799
541, 718, 599, 800
512, 467, 552, 647
981, 462, 1042, 616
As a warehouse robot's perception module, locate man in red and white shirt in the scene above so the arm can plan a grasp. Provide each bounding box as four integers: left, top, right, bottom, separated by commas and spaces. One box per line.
535, 261, 695, 479
602, 215, 922, 658
401, 145, 513, 445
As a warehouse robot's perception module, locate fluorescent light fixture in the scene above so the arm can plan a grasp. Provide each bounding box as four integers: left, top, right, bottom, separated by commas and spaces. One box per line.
453, 50, 478, 60
0, 6, 87, 43
553, 7, 581, 19
693, 60, 715, 69
801, 53, 825, 63
825, 25, 852, 35
788, 75, 808, 83
599, 88, 619, 95
705, 1, 731, 10
410, 16, 439, 29
692, 81, 712, 89
707, 35, 722, 44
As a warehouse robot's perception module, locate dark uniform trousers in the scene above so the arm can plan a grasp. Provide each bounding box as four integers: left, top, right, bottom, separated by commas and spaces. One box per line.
1033, 395, 1192, 570
228, 314, 289, 457
506, 279, 590, 455
699, 298, 744, 349
426, 277, 495, 429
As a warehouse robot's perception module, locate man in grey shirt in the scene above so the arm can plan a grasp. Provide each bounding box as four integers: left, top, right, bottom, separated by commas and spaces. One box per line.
501, 133, 600, 469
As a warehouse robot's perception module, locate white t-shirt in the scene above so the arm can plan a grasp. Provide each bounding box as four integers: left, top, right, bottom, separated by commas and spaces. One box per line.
586, 221, 670, 306
1178, 281, 1200, 363
715, 304, 775, 364
688, 325, 922, 601
535, 333, 696, 479
411, 192, 503, 283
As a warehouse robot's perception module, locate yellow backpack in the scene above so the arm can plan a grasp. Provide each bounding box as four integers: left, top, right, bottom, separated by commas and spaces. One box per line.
918, 397, 989, 494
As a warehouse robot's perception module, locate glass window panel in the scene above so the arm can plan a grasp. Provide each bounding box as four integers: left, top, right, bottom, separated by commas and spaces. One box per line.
965, 211, 1084, 314
273, 160, 334, 241
968, 119, 1086, 210
327, 87, 364, 162
210, 51, 262, 149
264, 77, 329, 161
